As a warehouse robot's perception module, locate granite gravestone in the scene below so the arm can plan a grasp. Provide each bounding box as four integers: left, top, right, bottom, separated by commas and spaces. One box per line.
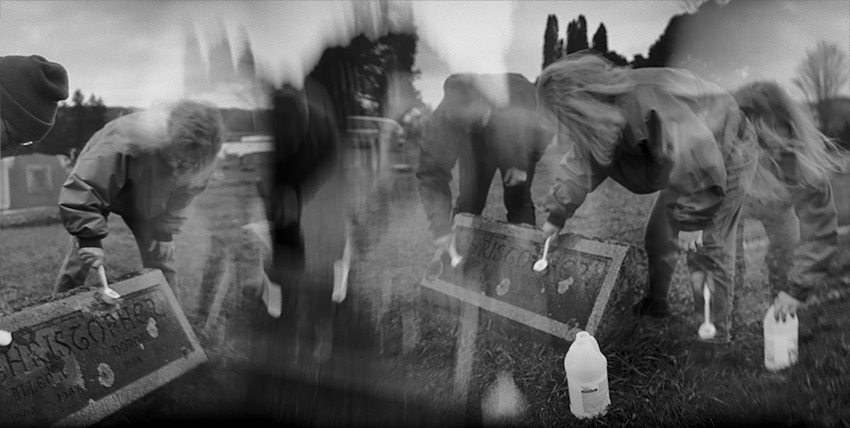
420, 214, 646, 343
0, 269, 207, 426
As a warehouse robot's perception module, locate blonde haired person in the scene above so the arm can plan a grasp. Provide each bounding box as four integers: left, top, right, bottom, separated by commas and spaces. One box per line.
55, 100, 224, 292
733, 81, 849, 323
537, 53, 759, 345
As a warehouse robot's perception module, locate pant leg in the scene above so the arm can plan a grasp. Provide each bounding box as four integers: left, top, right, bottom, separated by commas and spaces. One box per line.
502, 159, 537, 226
124, 217, 179, 289
54, 237, 92, 293
687, 143, 758, 343
643, 189, 681, 302
789, 180, 840, 296
745, 197, 799, 293
454, 141, 497, 217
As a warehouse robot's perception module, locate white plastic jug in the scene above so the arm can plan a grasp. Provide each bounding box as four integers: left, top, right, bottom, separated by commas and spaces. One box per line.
564, 331, 610, 418
763, 305, 798, 371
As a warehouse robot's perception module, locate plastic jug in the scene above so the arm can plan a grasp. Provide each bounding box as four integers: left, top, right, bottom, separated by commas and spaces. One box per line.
564, 331, 610, 418
763, 305, 798, 371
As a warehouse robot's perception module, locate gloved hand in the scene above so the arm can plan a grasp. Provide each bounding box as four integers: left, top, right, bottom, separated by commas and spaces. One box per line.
773, 291, 801, 322
502, 167, 528, 187
678, 229, 704, 253
540, 221, 560, 241
148, 240, 175, 260
79, 247, 105, 268
433, 233, 454, 260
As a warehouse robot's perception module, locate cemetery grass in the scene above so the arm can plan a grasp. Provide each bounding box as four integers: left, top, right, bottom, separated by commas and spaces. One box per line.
1, 148, 849, 427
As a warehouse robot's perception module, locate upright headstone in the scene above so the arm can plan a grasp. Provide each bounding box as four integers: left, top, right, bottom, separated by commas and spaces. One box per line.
0, 269, 207, 427
420, 214, 646, 343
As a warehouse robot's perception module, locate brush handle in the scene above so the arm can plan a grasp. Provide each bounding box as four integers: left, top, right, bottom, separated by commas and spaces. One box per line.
540, 236, 552, 261
98, 265, 109, 289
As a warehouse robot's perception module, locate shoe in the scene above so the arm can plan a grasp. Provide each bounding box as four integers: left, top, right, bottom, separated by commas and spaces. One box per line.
262, 275, 282, 318
332, 259, 349, 303
633, 297, 672, 318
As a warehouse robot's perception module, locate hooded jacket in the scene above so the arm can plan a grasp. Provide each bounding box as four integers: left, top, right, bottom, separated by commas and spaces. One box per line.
417, 73, 552, 237
546, 68, 755, 231
259, 78, 348, 279
59, 110, 212, 248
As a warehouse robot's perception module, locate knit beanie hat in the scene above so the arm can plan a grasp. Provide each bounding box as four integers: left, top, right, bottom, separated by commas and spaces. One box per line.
0, 55, 70, 143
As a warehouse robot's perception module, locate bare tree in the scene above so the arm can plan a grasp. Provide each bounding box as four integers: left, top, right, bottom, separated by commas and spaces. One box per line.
793, 40, 850, 105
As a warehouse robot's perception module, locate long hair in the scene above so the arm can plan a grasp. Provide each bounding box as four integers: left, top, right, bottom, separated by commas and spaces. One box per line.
536, 53, 635, 165
733, 81, 848, 200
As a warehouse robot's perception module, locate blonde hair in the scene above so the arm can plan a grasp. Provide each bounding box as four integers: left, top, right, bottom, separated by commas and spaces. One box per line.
733, 81, 848, 200
536, 53, 635, 165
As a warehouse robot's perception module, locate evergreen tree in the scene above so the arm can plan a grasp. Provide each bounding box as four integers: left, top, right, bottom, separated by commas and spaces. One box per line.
70, 89, 87, 152
84, 94, 107, 143
577, 15, 589, 51
543, 14, 561, 69
565, 15, 589, 55
602, 51, 629, 67
236, 37, 256, 82
592, 23, 608, 53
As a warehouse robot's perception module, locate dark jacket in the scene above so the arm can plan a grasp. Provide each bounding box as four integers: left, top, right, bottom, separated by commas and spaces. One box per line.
59, 110, 211, 248
416, 73, 552, 237
546, 68, 752, 231
260, 79, 348, 282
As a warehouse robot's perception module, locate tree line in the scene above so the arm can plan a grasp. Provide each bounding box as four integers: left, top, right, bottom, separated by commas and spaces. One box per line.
542, 2, 850, 149
8, 28, 423, 159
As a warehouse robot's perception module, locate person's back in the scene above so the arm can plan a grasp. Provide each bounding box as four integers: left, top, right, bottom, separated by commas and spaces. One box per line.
261, 77, 348, 364
628, 68, 742, 149
417, 72, 551, 243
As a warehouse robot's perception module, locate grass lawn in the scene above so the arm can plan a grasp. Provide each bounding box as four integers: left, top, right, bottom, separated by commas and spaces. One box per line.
1, 142, 848, 427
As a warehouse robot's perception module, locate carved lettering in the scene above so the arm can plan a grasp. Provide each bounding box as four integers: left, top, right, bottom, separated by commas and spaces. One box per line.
100, 313, 120, 340
11, 367, 68, 403
10, 404, 37, 424
5, 345, 29, 378
143, 297, 162, 317
70, 324, 90, 351
52, 330, 72, 357
87, 319, 105, 343
57, 384, 85, 403
116, 307, 136, 331
122, 356, 143, 370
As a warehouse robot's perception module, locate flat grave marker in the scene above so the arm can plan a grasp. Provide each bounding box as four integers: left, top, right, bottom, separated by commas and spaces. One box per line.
420, 213, 647, 343
0, 269, 207, 427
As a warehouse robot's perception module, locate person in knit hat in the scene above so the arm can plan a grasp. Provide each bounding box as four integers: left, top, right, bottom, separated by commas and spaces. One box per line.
0, 55, 69, 157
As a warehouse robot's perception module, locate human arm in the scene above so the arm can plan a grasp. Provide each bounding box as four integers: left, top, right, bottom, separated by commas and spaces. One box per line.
543, 143, 605, 232
58, 150, 128, 249
415, 111, 463, 238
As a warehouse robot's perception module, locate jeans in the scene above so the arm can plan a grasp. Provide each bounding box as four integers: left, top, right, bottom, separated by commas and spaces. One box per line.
453, 130, 539, 226
744, 179, 839, 299
54, 216, 178, 293
644, 138, 758, 342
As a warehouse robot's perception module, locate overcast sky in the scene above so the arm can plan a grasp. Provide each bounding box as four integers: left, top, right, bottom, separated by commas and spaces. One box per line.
2, 1, 847, 109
